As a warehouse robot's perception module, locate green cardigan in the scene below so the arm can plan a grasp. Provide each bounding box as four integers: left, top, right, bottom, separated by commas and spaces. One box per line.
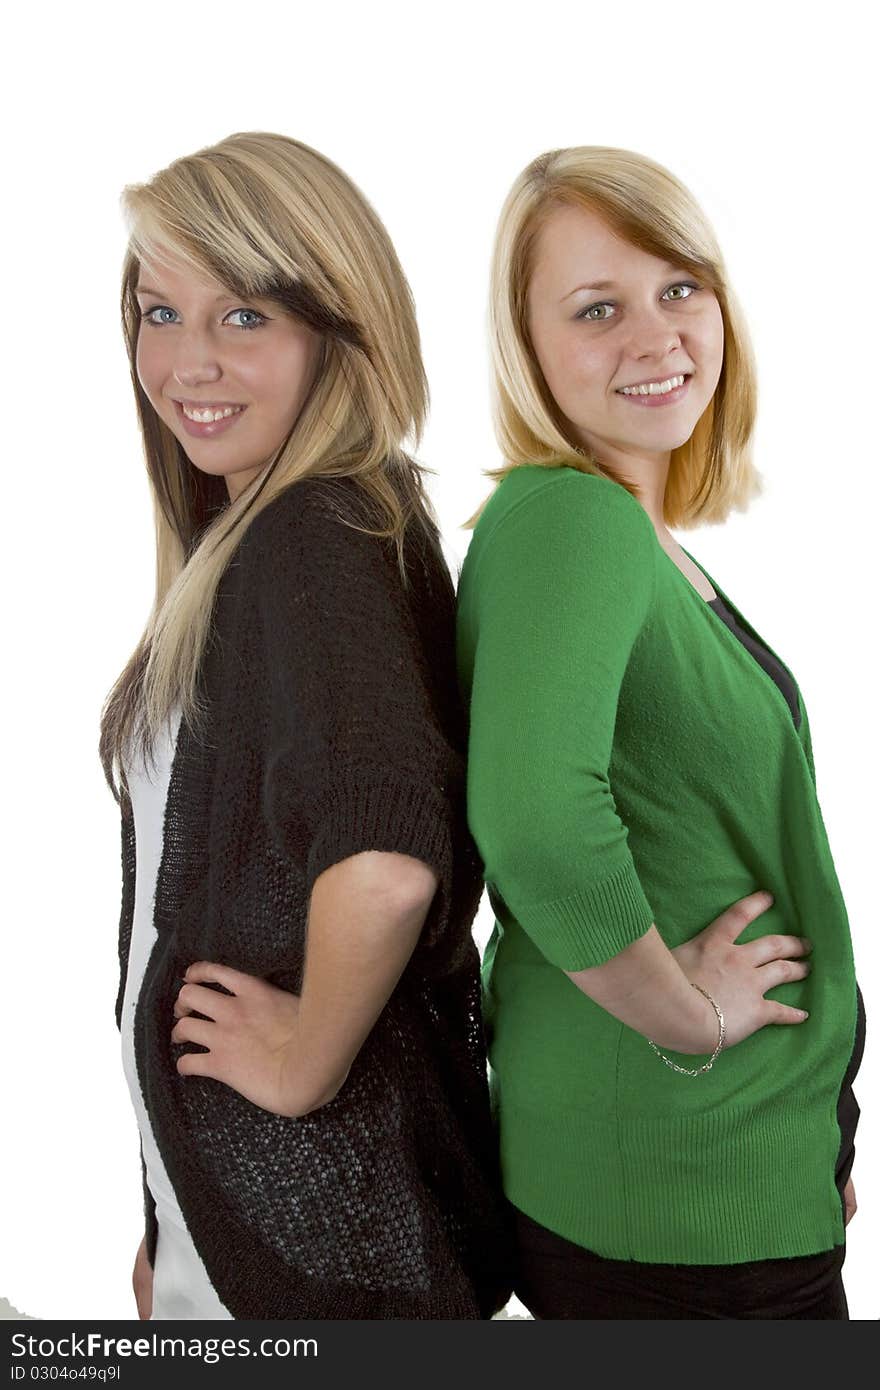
455, 463, 858, 1264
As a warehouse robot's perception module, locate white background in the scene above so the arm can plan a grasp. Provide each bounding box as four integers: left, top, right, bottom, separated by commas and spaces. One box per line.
2, 0, 876, 1322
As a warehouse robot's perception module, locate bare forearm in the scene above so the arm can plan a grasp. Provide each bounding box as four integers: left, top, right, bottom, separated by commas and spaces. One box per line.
289, 850, 438, 1112
565, 925, 718, 1054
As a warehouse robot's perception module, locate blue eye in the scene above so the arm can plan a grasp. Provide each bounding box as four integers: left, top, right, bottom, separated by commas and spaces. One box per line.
577, 282, 701, 322
139, 305, 267, 331
226, 308, 266, 330
140, 306, 177, 326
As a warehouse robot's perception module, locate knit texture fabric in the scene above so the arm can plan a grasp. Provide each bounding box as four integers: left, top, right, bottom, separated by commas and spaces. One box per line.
455, 463, 860, 1265
115, 474, 514, 1319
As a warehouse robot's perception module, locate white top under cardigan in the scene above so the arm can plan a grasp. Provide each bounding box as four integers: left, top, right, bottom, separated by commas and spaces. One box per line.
120, 705, 233, 1320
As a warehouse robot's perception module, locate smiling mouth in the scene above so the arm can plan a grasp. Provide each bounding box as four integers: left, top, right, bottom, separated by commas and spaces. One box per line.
177, 402, 245, 421
616, 372, 692, 397
174, 399, 249, 437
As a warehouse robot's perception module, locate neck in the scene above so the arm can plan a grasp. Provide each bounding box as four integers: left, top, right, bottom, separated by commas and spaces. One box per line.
587, 447, 672, 542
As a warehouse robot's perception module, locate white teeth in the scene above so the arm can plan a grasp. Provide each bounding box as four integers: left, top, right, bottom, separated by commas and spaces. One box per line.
619, 374, 686, 396
181, 404, 243, 422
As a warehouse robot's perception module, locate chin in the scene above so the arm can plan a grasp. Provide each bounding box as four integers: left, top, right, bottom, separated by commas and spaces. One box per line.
179, 453, 227, 479
634, 419, 701, 449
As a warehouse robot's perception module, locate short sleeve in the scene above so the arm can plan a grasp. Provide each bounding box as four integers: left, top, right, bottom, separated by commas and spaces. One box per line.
253, 481, 462, 929
456, 472, 657, 970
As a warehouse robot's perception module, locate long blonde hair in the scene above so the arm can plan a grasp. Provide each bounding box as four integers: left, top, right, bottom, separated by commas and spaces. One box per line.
468, 145, 762, 528
100, 131, 438, 805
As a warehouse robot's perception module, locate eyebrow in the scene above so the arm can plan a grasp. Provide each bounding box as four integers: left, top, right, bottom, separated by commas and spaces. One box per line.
134, 284, 241, 301
560, 263, 688, 302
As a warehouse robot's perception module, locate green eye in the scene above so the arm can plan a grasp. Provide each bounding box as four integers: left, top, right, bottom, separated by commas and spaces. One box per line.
577, 282, 701, 322
663, 283, 699, 301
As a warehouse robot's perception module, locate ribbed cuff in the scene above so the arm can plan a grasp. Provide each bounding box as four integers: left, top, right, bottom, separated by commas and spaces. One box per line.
513, 857, 655, 969
305, 773, 453, 903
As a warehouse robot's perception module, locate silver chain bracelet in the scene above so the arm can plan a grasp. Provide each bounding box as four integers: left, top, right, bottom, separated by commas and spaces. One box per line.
647, 982, 726, 1076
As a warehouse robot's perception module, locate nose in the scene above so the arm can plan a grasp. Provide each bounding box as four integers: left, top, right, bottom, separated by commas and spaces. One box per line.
626, 301, 682, 361
168, 326, 224, 389
174, 361, 222, 390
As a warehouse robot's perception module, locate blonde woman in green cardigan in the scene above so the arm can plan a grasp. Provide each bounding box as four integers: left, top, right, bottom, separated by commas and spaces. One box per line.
455, 147, 864, 1319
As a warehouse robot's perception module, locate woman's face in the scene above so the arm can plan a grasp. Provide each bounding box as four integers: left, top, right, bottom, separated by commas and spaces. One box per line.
135, 256, 324, 501
525, 204, 724, 474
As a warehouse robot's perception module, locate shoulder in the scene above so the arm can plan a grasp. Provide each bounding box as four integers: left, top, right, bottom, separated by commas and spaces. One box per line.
234, 475, 400, 590
233, 476, 453, 638
463, 464, 656, 586
243, 475, 377, 548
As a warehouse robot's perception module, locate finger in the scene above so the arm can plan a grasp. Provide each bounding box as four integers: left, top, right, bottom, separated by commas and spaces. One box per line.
757, 958, 812, 991
171, 1016, 215, 1047
173, 982, 233, 1020
719, 892, 776, 943
763, 1001, 810, 1025
176, 1049, 215, 1079
182, 960, 253, 994
743, 934, 813, 966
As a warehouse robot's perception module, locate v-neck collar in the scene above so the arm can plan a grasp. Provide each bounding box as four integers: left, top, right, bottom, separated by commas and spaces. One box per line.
653, 538, 804, 729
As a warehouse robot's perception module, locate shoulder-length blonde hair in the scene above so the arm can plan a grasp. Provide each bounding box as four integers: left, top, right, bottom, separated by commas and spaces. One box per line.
467, 145, 762, 529
100, 130, 438, 805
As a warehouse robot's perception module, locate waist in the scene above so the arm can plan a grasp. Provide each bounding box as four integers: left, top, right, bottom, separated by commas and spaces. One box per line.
493, 1086, 847, 1263
483, 917, 858, 1121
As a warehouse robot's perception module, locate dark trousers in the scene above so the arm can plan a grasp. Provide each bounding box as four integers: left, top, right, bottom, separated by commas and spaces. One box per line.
512, 1205, 849, 1319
